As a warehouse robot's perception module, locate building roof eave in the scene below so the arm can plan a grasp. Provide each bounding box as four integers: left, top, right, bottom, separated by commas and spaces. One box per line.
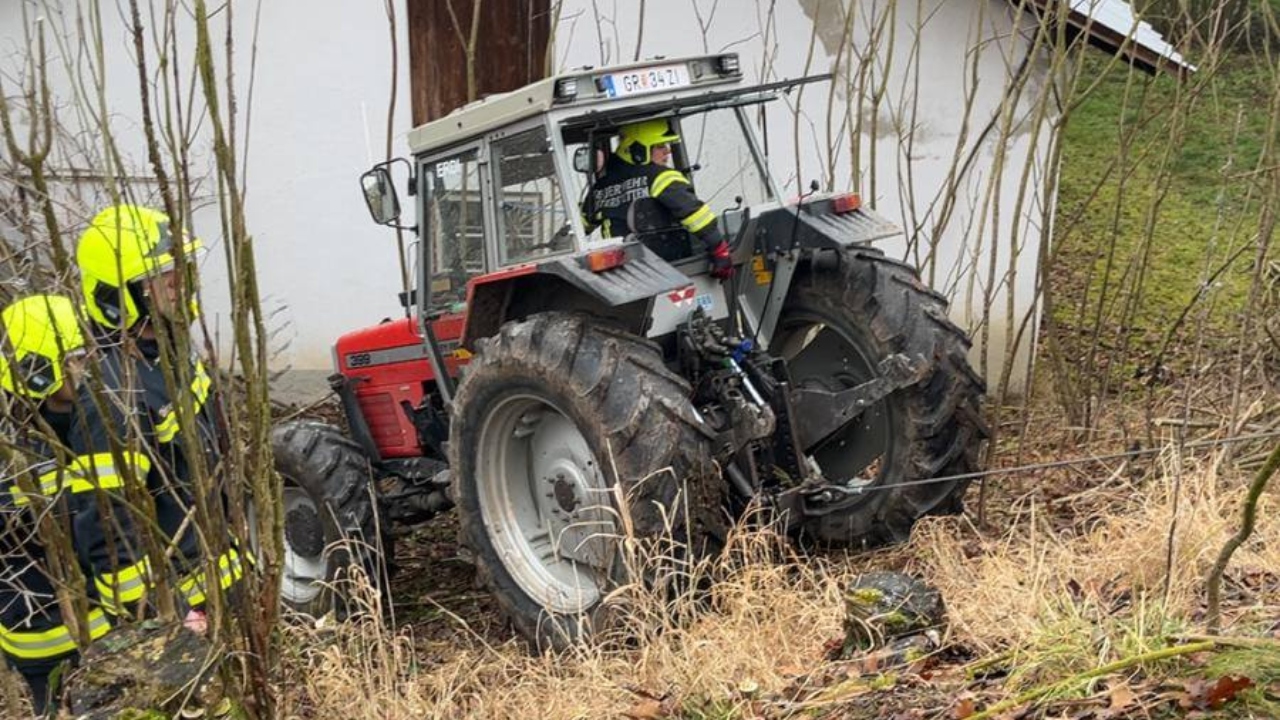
1025, 0, 1197, 78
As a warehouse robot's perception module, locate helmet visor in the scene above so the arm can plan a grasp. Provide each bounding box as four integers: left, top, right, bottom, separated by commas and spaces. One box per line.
143, 222, 205, 276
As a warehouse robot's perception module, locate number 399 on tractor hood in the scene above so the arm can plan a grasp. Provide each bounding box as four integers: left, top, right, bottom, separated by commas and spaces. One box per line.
459, 198, 902, 349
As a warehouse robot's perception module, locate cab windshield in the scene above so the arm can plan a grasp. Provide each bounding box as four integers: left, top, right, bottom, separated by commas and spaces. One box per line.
678, 106, 775, 209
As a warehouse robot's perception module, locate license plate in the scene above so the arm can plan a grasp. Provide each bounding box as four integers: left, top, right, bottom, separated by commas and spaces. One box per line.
599, 64, 691, 98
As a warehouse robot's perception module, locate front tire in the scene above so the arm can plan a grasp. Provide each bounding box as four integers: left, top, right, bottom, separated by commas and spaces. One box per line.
773, 247, 988, 547
271, 420, 385, 616
450, 313, 724, 649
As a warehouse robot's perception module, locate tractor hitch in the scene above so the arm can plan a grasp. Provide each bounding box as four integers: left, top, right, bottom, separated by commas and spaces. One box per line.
789, 353, 925, 450
764, 473, 877, 532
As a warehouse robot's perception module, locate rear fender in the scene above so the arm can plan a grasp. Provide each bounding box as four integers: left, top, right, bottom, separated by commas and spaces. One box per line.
749, 201, 900, 254
460, 244, 687, 347
459, 263, 538, 348
733, 201, 900, 347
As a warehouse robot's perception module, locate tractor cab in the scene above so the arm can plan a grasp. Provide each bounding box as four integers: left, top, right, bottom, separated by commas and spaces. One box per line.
343, 54, 814, 459
360, 57, 815, 314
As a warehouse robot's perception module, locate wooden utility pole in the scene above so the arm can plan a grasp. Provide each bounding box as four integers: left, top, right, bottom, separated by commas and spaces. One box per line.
405, 0, 552, 124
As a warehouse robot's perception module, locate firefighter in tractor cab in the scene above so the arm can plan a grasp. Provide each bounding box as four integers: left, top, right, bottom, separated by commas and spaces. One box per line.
581, 118, 734, 279
1, 294, 112, 717
69, 205, 243, 631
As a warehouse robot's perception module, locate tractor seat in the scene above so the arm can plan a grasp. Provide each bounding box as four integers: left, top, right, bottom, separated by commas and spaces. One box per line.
627, 198, 698, 263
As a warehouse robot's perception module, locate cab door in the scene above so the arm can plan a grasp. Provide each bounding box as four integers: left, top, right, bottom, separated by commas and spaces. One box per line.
416, 143, 492, 380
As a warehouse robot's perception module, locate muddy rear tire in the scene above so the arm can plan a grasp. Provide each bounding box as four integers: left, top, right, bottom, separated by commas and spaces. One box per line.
271, 420, 386, 616
774, 247, 988, 547
450, 313, 724, 650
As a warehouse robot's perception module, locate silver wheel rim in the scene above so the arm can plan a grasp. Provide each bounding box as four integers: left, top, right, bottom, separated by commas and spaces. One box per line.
281, 486, 327, 606
476, 393, 615, 614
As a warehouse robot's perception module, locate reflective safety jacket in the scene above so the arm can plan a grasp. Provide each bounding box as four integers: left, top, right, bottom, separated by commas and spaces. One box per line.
68, 336, 243, 615
581, 153, 724, 260
1, 409, 111, 668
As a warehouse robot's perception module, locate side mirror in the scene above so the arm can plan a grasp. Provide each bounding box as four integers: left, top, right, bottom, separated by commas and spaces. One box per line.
360, 167, 401, 225
572, 146, 593, 174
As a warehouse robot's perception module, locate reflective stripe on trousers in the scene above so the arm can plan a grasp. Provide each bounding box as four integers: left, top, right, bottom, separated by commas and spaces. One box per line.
95, 557, 151, 613
0, 608, 111, 660
179, 548, 247, 608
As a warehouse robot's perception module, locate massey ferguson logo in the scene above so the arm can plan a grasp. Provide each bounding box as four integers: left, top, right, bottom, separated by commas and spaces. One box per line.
667, 286, 696, 308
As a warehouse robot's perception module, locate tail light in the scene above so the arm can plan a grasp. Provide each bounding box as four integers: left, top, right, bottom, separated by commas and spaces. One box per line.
584, 247, 627, 273
832, 192, 862, 214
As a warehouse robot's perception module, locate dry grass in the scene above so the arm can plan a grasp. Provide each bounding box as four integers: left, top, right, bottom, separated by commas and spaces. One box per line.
272, 454, 1280, 718
914, 452, 1280, 689
275, 522, 861, 719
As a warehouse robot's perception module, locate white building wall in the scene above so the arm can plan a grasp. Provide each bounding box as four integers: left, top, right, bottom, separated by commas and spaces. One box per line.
237, 1, 413, 374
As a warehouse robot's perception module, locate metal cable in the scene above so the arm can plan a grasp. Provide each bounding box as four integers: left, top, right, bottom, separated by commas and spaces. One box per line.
830, 427, 1280, 496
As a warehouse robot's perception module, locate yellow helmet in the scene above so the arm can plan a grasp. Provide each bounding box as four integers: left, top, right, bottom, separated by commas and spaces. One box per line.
617, 118, 680, 164
76, 205, 203, 330
0, 295, 86, 400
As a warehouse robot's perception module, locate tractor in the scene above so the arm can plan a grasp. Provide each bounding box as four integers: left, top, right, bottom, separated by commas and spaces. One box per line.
271, 53, 987, 648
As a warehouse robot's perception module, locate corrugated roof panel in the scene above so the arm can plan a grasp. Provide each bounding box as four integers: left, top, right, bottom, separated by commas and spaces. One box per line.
1029, 0, 1197, 76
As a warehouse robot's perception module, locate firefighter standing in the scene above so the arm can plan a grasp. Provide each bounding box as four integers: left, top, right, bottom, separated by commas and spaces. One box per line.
581, 118, 734, 278
1, 294, 112, 716
69, 205, 242, 626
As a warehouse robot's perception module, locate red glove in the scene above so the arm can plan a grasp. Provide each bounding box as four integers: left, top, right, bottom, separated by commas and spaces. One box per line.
708, 240, 734, 280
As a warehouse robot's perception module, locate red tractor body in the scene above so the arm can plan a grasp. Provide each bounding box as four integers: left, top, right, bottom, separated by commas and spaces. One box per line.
333, 314, 461, 458
332, 261, 544, 460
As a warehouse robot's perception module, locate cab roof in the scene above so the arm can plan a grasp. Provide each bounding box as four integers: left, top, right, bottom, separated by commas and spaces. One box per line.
406, 54, 744, 156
